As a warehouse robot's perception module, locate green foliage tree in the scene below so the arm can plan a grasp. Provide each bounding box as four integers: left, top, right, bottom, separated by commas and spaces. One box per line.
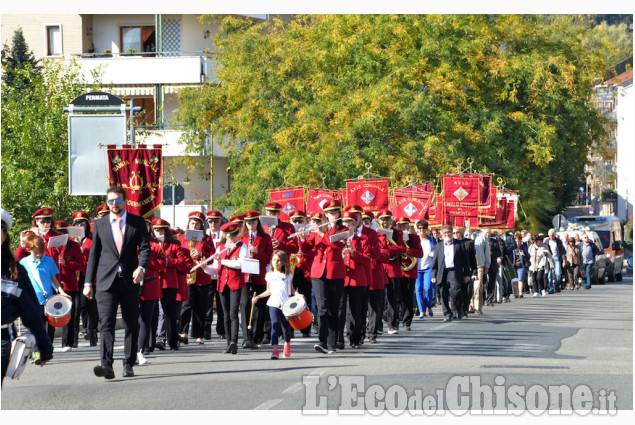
1, 59, 104, 239
582, 22, 633, 70
1, 27, 41, 89
175, 14, 608, 232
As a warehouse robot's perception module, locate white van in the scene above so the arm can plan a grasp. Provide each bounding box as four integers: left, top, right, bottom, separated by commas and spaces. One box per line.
566, 216, 624, 281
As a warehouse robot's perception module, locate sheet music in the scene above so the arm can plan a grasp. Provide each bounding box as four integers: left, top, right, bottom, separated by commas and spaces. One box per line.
185, 229, 204, 242
329, 231, 350, 243
259, 215, 278, 227
47, 234, 69, 248
66, 226, 85, 239
376, 228, 393, 239
293, 223, 312, 233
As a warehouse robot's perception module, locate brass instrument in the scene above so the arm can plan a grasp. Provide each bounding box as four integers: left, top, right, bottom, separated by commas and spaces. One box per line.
400, 230, 418, 272
401, 250, 418, 272
187, 239, 197, 285
290, 253, 300, 275
386, 238, 400, 262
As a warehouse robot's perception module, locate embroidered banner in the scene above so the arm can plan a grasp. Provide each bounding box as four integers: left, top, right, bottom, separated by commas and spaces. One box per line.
391, 186, 434, 220
443, 174, 480, 217
107, 145, 162, 218
479, 174, 492, 208
269, 187, 305, 222
478, 185, 498, 218
306, 188, 341, 215
345, 178, 390, 214
427, 192, 447, 227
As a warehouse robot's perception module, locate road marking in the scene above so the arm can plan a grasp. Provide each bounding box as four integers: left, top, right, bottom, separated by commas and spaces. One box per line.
309, 367, 330, 376
282, 382, 305, 394
254, 398, 283, 410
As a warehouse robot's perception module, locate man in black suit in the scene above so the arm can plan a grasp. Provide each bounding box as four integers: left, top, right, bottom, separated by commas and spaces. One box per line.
83, 186, 150, 379
453, 227, 476, 318
431, 225, 471, 322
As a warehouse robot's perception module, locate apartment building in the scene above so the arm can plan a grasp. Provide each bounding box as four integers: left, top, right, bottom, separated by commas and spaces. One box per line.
2, 14, 269, 223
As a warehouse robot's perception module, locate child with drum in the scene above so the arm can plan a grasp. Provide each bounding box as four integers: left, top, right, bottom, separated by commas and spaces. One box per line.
18, 234, 71, 362
252, 250, 303, 359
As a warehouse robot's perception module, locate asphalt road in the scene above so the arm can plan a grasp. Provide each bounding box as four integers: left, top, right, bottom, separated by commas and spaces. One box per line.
2, 276, 632, 420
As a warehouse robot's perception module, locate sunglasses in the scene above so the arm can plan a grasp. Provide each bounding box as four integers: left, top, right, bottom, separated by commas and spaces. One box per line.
244, 219, 257, 223
74, 221, 88, 226
37, 218, 52, 223
107, 198, 124, 205
207, 218, 220, 222
291, 219, 305, 224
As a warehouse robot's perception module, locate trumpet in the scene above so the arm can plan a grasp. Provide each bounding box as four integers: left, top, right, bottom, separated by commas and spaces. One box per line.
287, 222, 329, 239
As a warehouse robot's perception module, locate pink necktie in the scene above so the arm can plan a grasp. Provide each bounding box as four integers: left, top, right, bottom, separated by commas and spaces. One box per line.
114, 218, 124, 254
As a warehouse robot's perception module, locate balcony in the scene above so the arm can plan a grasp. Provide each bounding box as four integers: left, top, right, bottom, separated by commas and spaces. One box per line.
73, 53, 216, 85
133, 128, 226, 158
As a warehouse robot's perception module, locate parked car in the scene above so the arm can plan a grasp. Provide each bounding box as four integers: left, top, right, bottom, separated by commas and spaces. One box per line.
566, 215, 624, 281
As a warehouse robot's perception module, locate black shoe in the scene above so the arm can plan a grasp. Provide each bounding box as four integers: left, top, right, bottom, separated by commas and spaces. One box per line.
243, 341, 255, 349
229, 341, 237, 354
314, 344, 328, 354
223, 345, 232, 354
122, 364, 134, 378
548, 290, 555, 294
94, 365, 115, 380
335, 341, 345, 350
262, 338, 271, 345
169, 346, 179, 351
204, 332, 212, 340
179, 335, 189, 345
352, 344, 361, 349
156, 341, 166, 351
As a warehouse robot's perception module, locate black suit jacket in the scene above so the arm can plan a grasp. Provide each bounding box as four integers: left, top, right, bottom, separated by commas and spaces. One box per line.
431, 239, 471, 286
84, 212, 150, 291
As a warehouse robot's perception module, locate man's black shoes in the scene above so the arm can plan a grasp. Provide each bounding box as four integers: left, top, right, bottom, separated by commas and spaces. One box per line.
94, 365, 115, 380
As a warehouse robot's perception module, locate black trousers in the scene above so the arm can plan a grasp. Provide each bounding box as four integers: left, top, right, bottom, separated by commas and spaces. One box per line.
292, 269, 313, 335
338, 285, 365, 346
461, 278, 474, 314
61, 290, 79, 347
399, 276, 415, 327
205, 279, 225, 337
138, 299, 157, 353
240, 283, 267, 344
312, 276, 344, 350
367, 288, 385, 340
439, 270, 463, 319
187, 284, 210, 339
159, 288, 179, 349
95, 276, 140, 367
359, 286, 370, 340
385, 277, 401, 330
486, 262, 498, 303
219, 285, 241, 344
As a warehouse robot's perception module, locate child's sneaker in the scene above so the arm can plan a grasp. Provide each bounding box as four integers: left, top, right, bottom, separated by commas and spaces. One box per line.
271, 346, 279, 360
31, 351, 41, 365
283, 342, 291, 358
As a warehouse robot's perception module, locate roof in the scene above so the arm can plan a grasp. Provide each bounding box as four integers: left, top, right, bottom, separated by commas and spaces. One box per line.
605, 69, 633, 86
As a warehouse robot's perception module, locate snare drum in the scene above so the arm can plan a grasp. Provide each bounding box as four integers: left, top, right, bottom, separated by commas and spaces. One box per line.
44, 294, 72, 327
6, 334, 36, 379
281, 295, 313, 330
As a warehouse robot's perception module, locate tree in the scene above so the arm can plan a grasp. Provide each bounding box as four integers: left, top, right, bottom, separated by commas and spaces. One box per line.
582, 22, 633, 71
1, 27, 41, 89
1, 59, 104, 238
175, 14, 608, 232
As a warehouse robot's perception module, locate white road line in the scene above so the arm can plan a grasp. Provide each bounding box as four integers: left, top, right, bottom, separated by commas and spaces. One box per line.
282, 382, 305, 394
254, 398, 283, 410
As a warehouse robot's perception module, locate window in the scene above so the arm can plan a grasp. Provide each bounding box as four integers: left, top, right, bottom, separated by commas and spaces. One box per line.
46, 25, 62, 56
120, 26, 155, 54
124, 97, 155, 127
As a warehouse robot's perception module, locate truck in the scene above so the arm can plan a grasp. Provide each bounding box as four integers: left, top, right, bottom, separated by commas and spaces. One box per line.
566, 215, 624, 282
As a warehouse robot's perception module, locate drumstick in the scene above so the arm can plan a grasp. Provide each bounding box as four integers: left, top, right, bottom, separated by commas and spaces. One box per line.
247, 291, 257, 330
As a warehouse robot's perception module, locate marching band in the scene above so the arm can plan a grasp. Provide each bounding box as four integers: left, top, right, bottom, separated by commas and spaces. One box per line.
4, 196, 567, 375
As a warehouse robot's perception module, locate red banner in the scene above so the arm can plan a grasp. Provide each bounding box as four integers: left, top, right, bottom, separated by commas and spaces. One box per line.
479, 174, 492, 208
345, 178, 390, 214
107, 145, 162, 218
443, 174, 480, 217
306, 188, 341, 215
478, 185, 498, 218
479, 196, 507, 228
392, 187, 433, 220
427, 192, 447, 227
269, 187, 305, 222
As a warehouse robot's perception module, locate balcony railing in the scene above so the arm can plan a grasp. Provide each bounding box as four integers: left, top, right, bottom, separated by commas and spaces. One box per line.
72, 51, 217, 85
